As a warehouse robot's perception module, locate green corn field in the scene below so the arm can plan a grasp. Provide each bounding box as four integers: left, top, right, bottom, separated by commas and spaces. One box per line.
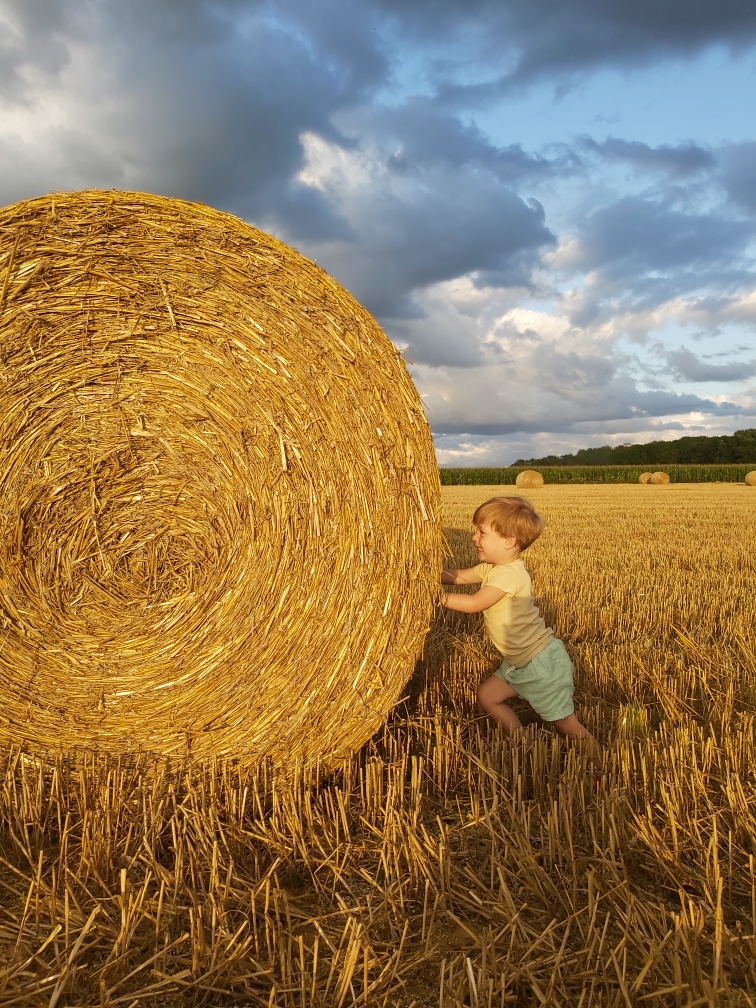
440, 464, 755, 485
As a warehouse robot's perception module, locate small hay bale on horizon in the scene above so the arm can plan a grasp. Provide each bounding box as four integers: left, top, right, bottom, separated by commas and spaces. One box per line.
639, 472, 653, 484
648, 472, 671, 485
0, 189, 442, 767
745, 471, 756, 486
515, 469, 545, 489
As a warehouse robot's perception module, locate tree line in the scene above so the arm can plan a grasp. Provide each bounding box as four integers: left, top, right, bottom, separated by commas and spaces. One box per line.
514, 428, 756, 466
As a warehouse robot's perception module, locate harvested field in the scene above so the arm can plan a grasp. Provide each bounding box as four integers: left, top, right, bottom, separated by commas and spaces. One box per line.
1, 483, 756, 1006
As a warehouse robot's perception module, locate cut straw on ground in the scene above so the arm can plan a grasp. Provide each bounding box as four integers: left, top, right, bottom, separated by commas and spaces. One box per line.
1, 484, 755, 1004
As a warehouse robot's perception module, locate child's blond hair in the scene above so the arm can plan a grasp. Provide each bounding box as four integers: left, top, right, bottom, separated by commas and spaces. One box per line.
472, 495, 544, 551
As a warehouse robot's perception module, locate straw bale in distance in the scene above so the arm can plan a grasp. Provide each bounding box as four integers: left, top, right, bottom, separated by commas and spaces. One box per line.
746, 471, 756, 486
0, 190, 442, 765
648, 472, 670, 485
639, 472, 653, 484
515, 469, 544, 489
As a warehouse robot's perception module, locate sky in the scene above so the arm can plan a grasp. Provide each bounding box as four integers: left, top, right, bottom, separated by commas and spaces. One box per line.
1, 0, 756, 465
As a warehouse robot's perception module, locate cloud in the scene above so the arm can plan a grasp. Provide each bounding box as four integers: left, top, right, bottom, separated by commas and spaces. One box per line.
0, 0, 564, 314
410, 299, 744, 438
501, 0, 756, 84
667, 347, 756, 382
293, 131, 555, 320
365, 97, 563, 183
420, 356, 740, 435
381, 0, 756, 99
0, 0, 389, 235
556, 196, 756, 332
0, 0, 70, 93
574, 196, 753, 275
675, 290, 756, 328
583, 137, 715, 176
722, 141, 756, 213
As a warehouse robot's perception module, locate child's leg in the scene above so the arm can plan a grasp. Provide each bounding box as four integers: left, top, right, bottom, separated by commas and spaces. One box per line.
551, 714, 602, 766
477, 676, 523, 734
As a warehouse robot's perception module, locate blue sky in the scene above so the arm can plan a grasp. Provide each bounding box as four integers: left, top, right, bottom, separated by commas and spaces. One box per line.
1, 0, 755, 464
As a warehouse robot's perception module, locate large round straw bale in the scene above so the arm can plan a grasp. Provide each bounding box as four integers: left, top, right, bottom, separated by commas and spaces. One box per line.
745, 471, 756, 486
0, 190, 442, 765
515, 469, 544, 489
638, 472, 653, 484
648, 472, 670, 485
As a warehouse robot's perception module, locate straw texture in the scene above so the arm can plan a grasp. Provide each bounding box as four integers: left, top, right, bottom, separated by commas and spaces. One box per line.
638, 472, 652, 484
515, 469, 544, 489
648, 471, 670, 485
745, 471, 756, 486
0, 189, 442, 765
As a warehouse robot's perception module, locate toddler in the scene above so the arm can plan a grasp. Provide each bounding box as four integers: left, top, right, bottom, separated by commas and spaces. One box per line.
441, 495, 599, 760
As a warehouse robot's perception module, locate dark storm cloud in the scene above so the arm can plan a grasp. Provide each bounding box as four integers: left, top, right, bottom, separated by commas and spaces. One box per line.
501, 0, 756, 85
722, 142, 756, 213
0, 0, 563, 301
105, 0, 391, 233
0, 0, 390, 237
562, 195, 756, 327
416, 336, 744, 438
576, 197, 753, 275
0, 0, 70, 91
428, 386, 741, 436
295, 96, 562, 319
583, 137, 715, 176
374, 0, 756, 99
667, 347, 756, 382
321, 176, 555, 320
368, 98, 562, 182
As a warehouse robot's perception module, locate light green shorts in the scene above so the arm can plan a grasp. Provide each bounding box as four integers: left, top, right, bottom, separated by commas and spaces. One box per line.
494, 638, 575, 722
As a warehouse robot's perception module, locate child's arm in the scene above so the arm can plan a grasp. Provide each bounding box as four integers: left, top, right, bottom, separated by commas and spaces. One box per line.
441, 567, 483, 586
441, 585, 505, 613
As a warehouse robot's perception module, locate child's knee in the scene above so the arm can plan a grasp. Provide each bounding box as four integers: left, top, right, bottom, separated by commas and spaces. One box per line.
477, 676, 515, 710
476, 677, 496, 709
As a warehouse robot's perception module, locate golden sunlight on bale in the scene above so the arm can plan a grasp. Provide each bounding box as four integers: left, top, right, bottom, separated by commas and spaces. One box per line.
638, 472, 653, 484
745, 471, 756, 486
515, 469, 545, 489
0, 190, 442, 765
648, 472, 671, 485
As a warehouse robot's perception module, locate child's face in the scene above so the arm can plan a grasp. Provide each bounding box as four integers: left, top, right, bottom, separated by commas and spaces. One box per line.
472, 522, 519, 564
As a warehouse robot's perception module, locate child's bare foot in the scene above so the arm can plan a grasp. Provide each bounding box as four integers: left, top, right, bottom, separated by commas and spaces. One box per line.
551, 714, 602, 767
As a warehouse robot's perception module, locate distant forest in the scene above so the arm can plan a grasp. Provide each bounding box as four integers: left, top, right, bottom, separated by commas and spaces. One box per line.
514, 428, 756, 466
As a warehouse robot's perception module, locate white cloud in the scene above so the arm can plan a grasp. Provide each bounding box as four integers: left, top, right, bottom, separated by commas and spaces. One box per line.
298, 130, 373, 192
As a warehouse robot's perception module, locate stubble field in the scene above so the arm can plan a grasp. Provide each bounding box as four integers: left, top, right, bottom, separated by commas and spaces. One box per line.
1, 483, 755, 1006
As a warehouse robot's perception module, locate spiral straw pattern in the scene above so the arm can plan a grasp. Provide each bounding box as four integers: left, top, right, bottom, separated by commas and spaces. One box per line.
0, 190, 441, 764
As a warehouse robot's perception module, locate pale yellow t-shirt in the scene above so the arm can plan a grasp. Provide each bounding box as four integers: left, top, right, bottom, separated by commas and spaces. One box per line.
473, 559, 553, 667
